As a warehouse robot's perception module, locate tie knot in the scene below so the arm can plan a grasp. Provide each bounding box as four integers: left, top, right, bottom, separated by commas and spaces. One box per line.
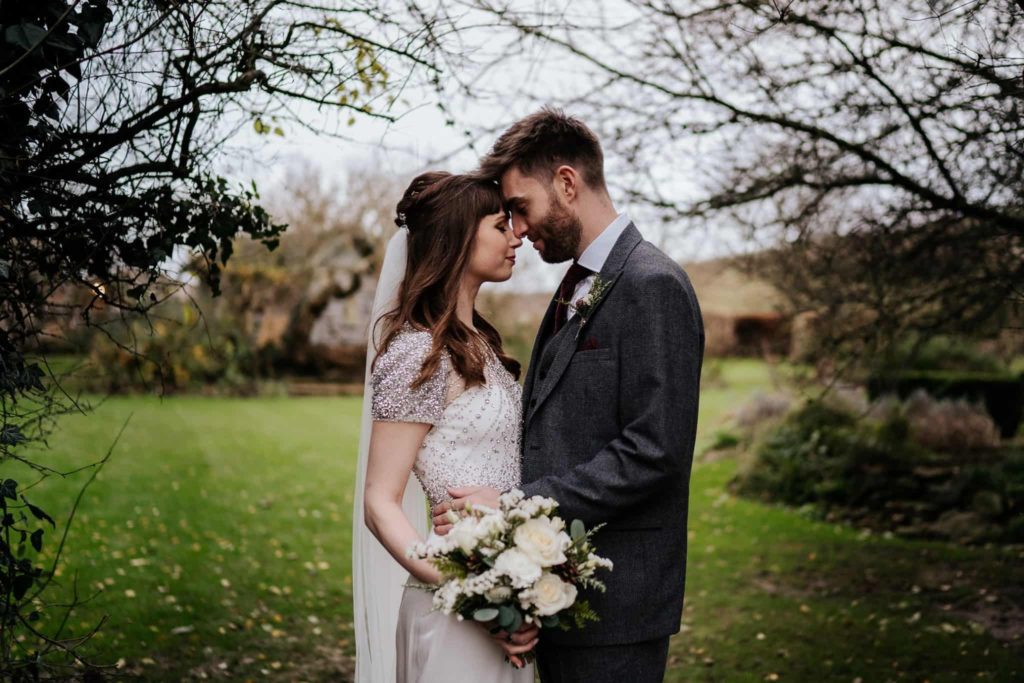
560, 262, 593, 294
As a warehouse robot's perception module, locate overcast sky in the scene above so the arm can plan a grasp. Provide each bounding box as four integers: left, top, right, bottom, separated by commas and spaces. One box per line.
215, 0, 752, 293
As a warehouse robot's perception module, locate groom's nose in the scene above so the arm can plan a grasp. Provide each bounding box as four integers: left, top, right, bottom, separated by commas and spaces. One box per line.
512, 217, 529, 241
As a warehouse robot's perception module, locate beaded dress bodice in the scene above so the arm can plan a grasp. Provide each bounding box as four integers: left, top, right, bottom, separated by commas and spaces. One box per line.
370, 327, 522, 507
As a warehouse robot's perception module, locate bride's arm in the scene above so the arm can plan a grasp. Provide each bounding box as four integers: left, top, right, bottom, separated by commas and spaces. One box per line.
364, 419, 442, 585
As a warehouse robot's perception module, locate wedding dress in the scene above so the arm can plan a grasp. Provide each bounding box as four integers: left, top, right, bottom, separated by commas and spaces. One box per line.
369, 325, 534, 683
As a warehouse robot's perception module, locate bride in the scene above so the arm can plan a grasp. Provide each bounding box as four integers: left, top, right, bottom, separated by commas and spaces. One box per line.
352, 171, 536, 682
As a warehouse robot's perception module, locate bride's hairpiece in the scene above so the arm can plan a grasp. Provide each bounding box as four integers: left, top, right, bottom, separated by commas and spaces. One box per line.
397, 211, 409, 231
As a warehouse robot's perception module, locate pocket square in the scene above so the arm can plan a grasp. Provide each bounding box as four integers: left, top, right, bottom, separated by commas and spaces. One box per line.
578, 336, 601, 351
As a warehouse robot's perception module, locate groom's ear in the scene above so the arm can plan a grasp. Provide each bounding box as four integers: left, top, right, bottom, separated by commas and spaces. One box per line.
553, 165, 580, 202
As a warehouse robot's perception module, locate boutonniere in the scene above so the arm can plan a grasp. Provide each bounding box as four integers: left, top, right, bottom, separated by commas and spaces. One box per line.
557, 275, 612, 339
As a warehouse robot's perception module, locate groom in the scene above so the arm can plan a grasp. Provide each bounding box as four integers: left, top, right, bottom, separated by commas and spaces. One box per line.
432, 108, 704, 682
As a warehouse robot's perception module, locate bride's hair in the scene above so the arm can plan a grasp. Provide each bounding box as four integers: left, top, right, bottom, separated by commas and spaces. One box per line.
374, 171, 521, 388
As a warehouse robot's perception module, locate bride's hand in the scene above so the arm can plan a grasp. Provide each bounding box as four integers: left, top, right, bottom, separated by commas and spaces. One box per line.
489, 622, 540, 668
431, 486, 501, 535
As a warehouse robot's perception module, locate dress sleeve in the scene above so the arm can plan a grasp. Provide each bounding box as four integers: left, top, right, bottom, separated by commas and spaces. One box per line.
370, 329, 449, 425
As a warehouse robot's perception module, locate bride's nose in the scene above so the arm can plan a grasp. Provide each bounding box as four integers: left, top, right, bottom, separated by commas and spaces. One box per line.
508, 232, 523, 249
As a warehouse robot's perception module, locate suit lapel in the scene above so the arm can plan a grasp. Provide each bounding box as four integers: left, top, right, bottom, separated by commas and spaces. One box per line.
525, 223, 643, 425
521, 294, 558, 433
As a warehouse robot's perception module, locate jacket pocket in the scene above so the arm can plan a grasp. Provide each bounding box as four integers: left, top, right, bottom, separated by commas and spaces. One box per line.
570, 347, 612, 363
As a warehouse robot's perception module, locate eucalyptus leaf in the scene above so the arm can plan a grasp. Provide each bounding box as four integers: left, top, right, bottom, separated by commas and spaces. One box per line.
498, 604, 516, 628
507, 608, 523, 633
570, 519, 586, 541
473, 608, 499, 622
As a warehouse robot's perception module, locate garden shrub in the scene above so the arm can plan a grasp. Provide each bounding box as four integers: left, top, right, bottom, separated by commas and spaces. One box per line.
866, 370, 1023, 438
872, 335, 1010, 375
734, 400, 1024, 544
734, 392, 792, 430
902, 389, 1002, 452
80, 307, 270, 394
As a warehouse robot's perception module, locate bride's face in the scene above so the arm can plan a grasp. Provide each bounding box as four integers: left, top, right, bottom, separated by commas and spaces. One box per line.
466, 211, 522, 283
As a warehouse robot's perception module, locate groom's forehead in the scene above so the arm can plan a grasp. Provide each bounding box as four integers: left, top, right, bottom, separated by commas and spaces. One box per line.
501, 167, 542, 201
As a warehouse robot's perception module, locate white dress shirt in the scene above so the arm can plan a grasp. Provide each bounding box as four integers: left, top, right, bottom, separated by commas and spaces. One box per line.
567, 212, 632, 319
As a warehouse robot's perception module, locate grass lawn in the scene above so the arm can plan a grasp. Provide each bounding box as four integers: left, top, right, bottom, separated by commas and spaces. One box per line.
6, 359, 1022, 681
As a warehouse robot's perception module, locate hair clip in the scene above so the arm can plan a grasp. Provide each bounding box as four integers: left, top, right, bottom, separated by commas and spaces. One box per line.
397, 211, 409, 230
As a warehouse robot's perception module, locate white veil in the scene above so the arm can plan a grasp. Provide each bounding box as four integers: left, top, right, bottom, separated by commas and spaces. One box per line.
353, 228, 429, 683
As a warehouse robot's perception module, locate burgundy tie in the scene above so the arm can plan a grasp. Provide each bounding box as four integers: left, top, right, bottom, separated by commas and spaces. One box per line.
553, 262, 593, 334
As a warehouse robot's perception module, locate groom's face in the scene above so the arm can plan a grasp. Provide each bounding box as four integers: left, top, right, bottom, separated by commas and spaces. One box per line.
501, 167, 582, 264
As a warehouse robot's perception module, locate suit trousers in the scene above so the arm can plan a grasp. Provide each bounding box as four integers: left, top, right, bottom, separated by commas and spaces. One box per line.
535, 636, 671, 683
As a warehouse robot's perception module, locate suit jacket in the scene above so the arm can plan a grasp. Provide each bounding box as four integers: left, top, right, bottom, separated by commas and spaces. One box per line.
519, 222, 705, 647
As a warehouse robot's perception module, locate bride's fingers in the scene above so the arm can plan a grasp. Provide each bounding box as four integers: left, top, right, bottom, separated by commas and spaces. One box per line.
509, 628, 537, 645
501, 638, 538, 655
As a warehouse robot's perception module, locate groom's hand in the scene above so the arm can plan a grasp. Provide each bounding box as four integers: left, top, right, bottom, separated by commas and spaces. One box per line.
430, 486, 501, 535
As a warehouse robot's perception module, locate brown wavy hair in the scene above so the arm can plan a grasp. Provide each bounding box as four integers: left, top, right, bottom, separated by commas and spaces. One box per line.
373, 171, 521, 389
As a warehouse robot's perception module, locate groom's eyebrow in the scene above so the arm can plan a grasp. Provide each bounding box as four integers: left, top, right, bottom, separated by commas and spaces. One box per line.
504, 196, 525, 210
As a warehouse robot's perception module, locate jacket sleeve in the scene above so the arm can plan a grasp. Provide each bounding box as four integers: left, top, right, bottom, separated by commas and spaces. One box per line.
519, 269, 703, 525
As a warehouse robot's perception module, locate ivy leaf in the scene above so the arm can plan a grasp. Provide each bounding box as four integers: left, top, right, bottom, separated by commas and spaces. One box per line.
77, 18, 106, 48
4, 23, 48, 53
1, 425, 26, 446
12, 574, 34, 601
30, 528, 43, 553
23, 498, 55, 528
45, 74, 71, 101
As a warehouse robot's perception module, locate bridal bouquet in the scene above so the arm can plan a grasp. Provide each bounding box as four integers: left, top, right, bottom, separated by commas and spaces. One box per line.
407, 489, 613, 643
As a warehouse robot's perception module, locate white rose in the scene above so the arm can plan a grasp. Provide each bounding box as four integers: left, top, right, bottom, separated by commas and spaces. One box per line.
450, 517, 483, 554
521, 572, 577, 616
493, 548, 542, 589
476, 512, 508, 537
513, 516, 571, 567
484, 585, 512, 603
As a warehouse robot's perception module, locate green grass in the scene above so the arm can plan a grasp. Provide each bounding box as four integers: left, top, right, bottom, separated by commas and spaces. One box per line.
5, 360, 1022, 681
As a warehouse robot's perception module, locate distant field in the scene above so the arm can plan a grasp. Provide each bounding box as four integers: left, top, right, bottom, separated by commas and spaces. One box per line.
682, 259, 783, 315
7, 359, 1021, 681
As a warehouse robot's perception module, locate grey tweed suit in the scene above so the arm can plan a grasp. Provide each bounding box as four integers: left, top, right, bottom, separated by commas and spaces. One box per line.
518, 223, 704, 682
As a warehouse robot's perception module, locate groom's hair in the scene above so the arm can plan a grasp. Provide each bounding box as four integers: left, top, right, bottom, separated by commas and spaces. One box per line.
477, 107, 607, 192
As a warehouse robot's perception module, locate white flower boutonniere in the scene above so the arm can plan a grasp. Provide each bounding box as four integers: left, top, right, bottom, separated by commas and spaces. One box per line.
557, 274, 612, 339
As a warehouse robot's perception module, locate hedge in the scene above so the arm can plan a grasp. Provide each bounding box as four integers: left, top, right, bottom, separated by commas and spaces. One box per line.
867, 370, 1023, 439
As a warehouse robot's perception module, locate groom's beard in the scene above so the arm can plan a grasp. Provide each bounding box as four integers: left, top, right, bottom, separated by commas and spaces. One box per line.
534, 199, 582, 264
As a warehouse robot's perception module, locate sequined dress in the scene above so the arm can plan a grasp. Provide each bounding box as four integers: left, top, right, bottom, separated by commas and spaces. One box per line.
370, 326, 533, 683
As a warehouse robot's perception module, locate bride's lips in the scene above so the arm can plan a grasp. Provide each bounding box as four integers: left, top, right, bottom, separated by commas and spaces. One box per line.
506, 256, 516, 264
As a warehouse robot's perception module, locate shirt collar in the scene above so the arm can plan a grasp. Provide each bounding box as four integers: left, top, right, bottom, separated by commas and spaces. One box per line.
577, 212, 631, 273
